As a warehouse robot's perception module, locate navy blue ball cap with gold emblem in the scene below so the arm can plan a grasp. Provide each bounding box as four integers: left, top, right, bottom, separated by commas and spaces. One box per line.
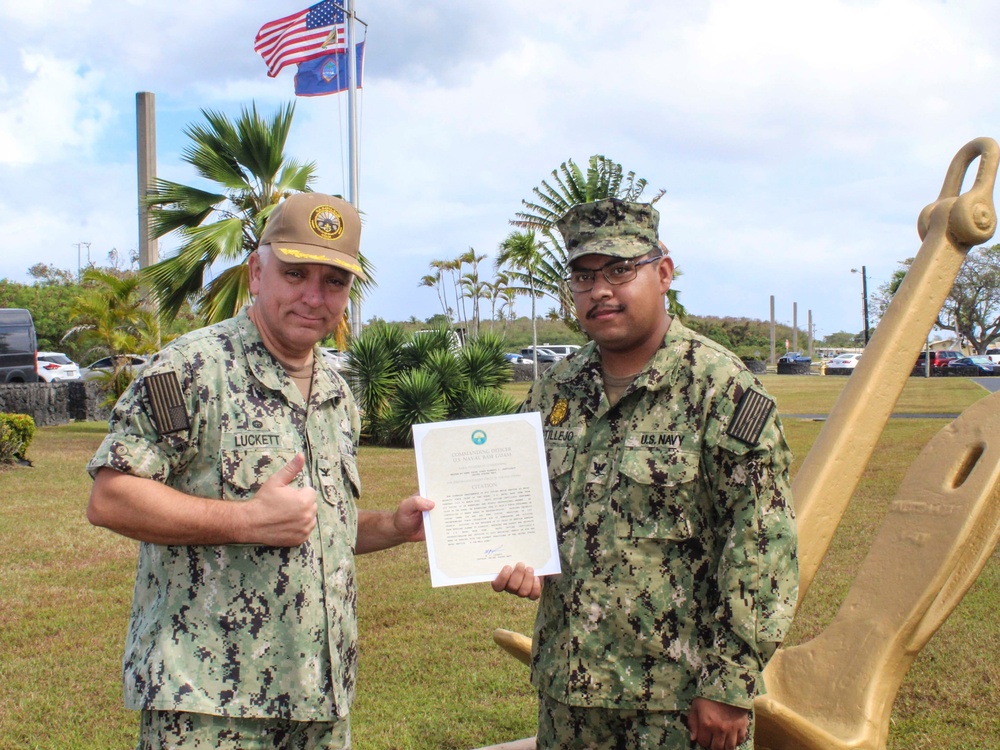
557, 198, 660, 264
259, 192, 366, 280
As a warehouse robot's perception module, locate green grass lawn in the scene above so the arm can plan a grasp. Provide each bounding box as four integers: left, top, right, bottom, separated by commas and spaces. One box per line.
1, 376, 997, 749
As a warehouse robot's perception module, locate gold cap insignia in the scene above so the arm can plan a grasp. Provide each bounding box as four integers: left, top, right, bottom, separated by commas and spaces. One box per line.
309, 205, 345, 241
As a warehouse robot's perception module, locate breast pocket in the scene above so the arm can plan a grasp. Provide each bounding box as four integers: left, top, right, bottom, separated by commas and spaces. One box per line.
313, 453, 361, 535
220, 449, 302, 500
546, 444, 577, 503
615, 448, 702, 540
316, 453, 361, 506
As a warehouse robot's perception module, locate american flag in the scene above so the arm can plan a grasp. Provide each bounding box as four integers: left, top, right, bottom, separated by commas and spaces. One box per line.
255, 1, 347, 78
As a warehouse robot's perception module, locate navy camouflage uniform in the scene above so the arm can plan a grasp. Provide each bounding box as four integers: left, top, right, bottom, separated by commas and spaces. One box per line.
524, 320, 797, 733
87, 307, 362, 723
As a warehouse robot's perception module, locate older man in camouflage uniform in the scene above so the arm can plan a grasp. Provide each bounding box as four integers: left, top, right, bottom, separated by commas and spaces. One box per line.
494, 199, 798, 750
87, 193, 433, 750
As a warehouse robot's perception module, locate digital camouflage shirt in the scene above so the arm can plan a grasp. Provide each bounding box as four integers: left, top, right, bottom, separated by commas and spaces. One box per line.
87, 307, 362, 721
524, 319, 798, 711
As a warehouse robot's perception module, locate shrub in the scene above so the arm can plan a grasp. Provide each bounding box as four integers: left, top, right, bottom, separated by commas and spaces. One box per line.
0, 413, 35, 461
345, 325, 516, 446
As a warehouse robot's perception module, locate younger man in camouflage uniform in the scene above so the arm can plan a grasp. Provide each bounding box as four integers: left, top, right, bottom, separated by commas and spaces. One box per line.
494, 199, 798, 750
87, 193, 433, 749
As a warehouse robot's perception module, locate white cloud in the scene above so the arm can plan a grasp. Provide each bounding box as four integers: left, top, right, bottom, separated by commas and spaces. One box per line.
0, 51, 112, 165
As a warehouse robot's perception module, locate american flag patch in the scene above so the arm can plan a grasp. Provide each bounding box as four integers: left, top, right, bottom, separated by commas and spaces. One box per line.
726, 388, 774, 446
144, 371, 190, 435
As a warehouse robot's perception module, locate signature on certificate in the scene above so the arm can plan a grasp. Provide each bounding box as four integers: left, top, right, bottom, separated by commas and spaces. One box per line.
483, 545, 505, 559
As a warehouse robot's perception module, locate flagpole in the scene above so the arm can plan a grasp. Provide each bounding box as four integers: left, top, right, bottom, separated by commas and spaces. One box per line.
346, 0, 362, 337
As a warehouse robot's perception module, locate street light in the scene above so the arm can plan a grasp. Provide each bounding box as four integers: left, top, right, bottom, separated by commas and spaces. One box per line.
851, 266, 870, 346
74, 241, 91, 281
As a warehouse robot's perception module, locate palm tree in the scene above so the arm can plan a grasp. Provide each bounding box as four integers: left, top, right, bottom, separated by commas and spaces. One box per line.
63, 268, 168, 404
419, 268, 449, 320
64, 269, 164, 359
446, 257, 467, 333
513, 155, 663, 231
498, 286, 518, 335
500, 229, 575, 329
458, 248, 487, 336
484, 274, 510, 331
507, 154, 686, 325
426, 258, 455, 324
143, 102, 373, 325
496, 231, 543, 379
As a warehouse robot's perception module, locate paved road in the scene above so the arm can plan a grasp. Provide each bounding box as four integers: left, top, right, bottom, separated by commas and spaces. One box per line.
973, 377, 1000, 393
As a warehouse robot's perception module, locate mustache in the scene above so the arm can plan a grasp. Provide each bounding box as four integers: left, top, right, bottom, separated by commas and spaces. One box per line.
586, 304, 625, 320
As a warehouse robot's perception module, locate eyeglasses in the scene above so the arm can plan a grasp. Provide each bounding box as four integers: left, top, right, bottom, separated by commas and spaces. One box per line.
565, 254, 663, 293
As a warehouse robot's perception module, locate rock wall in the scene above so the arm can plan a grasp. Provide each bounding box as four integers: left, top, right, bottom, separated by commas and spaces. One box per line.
510, 362, 554, 382
777, 361, 812, 375
0, 381, 111, 426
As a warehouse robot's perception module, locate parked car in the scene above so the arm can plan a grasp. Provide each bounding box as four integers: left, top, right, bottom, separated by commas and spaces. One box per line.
36, 351, 81, 383
539, 344, 581, 358
504, 352, 529, 364
825, 352, 862, 373
0, 308, 40, 383
986, 348, 1000, 365
947, 355, 997, 375
914, 350, 963, 371
520, 346, 564, 363
778, 352, 811, 364
81, 354, 148, 381
319, 347, 349, 370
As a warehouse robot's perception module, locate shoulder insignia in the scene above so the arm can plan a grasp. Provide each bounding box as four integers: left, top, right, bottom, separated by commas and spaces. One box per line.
144, 371, 190, 435
726, 387, 774, 446
548, 398, 569, 426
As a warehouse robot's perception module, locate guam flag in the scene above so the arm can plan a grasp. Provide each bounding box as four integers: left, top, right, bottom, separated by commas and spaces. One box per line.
294, 42, 364, 97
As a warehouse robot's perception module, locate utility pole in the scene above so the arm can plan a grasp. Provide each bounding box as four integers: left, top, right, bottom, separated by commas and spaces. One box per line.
792, 302, 798, 352
851, 266, 871, 346
769, 295, 776, 365
808, 309, 814, 359
74, 242, 91, 281
136, 92, 159, 270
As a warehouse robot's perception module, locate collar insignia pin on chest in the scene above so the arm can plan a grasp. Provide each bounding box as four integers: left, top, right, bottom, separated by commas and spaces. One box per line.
548, 399, 569, 427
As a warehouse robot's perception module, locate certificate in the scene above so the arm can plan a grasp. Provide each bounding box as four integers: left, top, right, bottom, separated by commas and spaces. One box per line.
413, 412, 561, 588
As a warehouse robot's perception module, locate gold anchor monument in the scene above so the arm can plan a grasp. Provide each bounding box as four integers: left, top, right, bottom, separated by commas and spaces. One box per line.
488, 137, 1000, 750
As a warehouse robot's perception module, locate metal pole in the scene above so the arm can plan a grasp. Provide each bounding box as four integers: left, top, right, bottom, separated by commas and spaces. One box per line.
862, 265, 870, 346
792, 302, 798, 352
808, 310, 814, 360
769, 295, 776, 365
74, 242, 90, 281
345, 0, 362, 338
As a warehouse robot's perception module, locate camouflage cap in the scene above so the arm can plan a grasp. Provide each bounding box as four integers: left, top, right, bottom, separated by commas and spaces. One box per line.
556, 199, 660, 263
259, 193, 366, 280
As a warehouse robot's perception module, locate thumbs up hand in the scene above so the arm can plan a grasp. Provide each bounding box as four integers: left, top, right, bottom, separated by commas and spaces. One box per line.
239, 453, 318, 546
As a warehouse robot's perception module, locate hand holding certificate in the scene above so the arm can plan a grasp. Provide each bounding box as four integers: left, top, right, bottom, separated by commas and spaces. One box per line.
412, 413, 561, 587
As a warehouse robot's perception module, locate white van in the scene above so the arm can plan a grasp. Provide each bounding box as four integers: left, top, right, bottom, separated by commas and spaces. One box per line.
540, 344, 581, 358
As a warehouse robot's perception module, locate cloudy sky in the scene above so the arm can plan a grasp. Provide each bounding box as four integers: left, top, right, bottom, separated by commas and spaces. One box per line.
2, 0, 999, 340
